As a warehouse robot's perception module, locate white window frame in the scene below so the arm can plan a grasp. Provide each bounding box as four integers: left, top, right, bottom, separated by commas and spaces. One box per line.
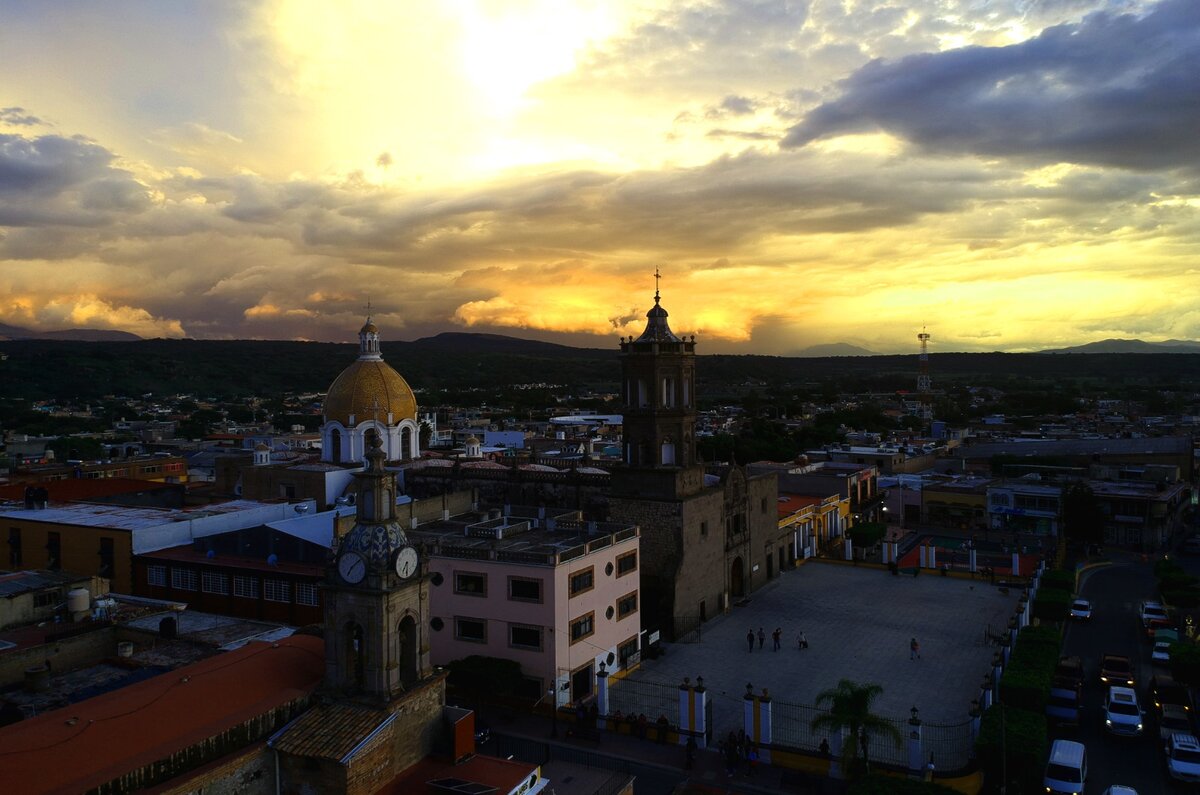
234, 575, 259, 599
171, 568, 197, 591
201, 571, 229, 595
147, 565, 166, 587
295, 583, 318, 606
264, 579, 291, 603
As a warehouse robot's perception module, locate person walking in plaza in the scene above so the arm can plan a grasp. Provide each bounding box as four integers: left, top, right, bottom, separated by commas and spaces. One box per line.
910, 637, 921, 660
757, 627, 765, 649
747, 628, 755, 652
798, 631, 808, 650
771, 627, 781, 651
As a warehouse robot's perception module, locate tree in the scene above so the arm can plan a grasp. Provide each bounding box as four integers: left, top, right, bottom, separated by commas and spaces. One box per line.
810, 679, 903, 778
1061, 481, 1104, 547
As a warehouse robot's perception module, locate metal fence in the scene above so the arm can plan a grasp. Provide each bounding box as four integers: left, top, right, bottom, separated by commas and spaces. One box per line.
607, 676, 679, 724
772, 699, 975, 772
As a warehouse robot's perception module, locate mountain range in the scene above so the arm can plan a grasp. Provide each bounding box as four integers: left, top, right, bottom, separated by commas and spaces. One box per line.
0, 322, 142, 342
1038, 338, 1200, 354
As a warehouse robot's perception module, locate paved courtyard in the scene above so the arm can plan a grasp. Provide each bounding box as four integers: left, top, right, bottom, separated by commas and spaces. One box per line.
616, 561, 1018, 752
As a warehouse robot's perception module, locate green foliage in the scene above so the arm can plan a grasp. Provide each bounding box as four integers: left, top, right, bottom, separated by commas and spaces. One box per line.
999, 626, 1062, 714
848, 775, 961, 795
975, 705, 1047, 795
1032, 588, 1072, 623
1169, 643, 1200, 687
1156, 559, 1185, 579
1155, 560, 1200, 608
46, 436, 106, 462
849, 523, 888, 547
810, 680, 903, 778
1040, 570, 1075, 591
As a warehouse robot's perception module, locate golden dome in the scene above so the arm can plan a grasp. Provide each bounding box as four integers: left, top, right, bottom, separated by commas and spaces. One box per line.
323, 359, 417, 427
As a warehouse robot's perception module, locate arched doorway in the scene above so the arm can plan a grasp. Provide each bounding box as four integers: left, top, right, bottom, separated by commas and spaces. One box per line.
730, 557, 745, 598
345, 621, 365, 689
330, 428, 342, 462
398, 616, 418, 687
400, 427, 413, 459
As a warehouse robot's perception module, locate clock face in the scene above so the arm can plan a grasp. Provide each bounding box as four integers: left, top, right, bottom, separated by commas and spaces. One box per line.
338, 551, 366, 584
394, 546, 419, 579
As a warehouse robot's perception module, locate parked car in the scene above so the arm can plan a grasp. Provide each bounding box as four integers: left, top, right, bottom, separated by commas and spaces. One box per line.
1145, 617, 1175, 642
1044, 739, 1087, 795
1100, 787, 1138, 795
1069, 599, 1092, 620
1160, 703, 1193, 740
1141, 601, 1169, 627
1104, 686, 1144, 736
1055, 655, 1085, 690
1100, 654, 1135, 687
1149, 675, 1191, 713
1153, 640, 1175, 665
1047, 683, 1082, 728
1165, 733, 1200, 783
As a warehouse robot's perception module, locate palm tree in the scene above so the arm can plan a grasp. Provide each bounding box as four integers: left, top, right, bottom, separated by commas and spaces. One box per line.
810, 679, 902, 777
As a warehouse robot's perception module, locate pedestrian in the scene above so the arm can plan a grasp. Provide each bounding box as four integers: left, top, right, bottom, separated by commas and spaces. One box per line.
757, 627, 765, 649
747, 628, 755, 652
819, 738, 831, 757
637, 713, 648, 740
772, 627, 781, 651
686, 734, 697, 769
724, 737, 739, 776
798, 631, 808, 650
656, 713, 670, 744
746, 745, 759, 777
910, 637, 921, 660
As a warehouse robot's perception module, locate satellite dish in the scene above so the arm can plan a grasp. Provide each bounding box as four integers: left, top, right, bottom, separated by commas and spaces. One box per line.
267, 553, 278, 566
206, 549, 215, 559
294, 504, 310, 514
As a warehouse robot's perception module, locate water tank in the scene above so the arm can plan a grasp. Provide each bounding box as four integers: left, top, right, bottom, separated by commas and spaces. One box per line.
159, 616, 178, 639
117, 641, 134, 658
67, 588, 90, 616
24, 665, 51, 693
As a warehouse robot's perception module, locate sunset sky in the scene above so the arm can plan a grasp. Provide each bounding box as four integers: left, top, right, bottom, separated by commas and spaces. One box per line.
1, 0, 1197, 354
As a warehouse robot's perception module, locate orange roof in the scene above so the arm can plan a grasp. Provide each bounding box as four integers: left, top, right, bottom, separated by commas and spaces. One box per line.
380, 754, 539, 795
0, 634, 324, 795
777, 495, 822, 517
0, 478, 177, 504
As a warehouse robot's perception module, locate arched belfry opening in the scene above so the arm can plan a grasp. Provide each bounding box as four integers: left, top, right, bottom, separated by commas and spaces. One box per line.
345, 621, 365, 690
398, 616, 418, 688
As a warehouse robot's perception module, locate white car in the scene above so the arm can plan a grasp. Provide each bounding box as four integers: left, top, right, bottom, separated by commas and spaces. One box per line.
1153, 640, 1174, 665
1141, 601, 1168, 627
1104, 686, 1144, 736
1166, 733, 1200, 783
1069, 599, 1092, 620
1101, 786, 1138, 795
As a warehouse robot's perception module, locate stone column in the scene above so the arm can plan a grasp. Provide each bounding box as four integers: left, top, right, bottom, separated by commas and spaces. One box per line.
906, 710, 924, 776
844, 539, 853, 561
1011, 552, 1020, 577
595, 663, 609, 731
679, 677, 702, 747
927, 545, 937, 569
968, 548, 978, 573
919, 545, 927, 568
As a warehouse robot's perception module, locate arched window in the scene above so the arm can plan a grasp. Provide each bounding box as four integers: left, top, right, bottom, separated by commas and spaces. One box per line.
330, 428, 342, 462
345, 621, 365, 689
398, 615, 418, 687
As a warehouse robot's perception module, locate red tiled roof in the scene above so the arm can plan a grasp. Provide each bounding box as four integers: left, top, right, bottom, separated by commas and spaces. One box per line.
777, 495, 822, 516
0, 634, 324, 795
141, 545, 323, 577
380, 754, 539, 795
0, 478, 177, 504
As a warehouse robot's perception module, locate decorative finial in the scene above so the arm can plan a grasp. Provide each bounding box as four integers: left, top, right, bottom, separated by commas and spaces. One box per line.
365, 296, 373, 320
654, 267, 661, 304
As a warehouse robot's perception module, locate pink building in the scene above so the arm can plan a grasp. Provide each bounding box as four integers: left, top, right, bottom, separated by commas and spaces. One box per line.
413, 506, 641, 709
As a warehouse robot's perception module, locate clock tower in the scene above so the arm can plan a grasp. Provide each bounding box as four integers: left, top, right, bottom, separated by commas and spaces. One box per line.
324, 430, 430, 698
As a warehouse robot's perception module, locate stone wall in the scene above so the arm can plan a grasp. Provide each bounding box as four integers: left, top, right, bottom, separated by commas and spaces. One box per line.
0, 622, 115, 687
157, 743, 274, 795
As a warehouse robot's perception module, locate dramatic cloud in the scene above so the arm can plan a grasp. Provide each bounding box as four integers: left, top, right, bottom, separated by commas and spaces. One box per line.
0, 0, 1197, 353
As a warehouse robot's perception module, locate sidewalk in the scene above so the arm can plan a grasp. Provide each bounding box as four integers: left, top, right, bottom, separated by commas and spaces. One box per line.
486, 707, 829, 794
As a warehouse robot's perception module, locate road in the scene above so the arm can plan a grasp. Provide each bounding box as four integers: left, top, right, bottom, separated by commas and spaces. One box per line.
1060, 558, 1175, 793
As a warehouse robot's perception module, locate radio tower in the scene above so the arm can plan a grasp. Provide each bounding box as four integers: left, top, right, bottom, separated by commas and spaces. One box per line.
917, 328, 933, 424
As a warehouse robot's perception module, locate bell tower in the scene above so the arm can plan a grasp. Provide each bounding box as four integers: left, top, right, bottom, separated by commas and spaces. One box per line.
323, 430, 430, 699
612, 272, 703, 499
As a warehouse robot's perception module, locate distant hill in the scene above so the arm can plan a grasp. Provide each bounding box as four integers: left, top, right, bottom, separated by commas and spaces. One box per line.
412, 332, 608, 358
0, 322, 141, 342
792, 343, 877, 357
1040, 338, 1200, 354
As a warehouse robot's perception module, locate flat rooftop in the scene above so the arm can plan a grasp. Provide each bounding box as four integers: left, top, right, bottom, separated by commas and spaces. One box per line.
410, 512, 637, 564
0, 499, 287, 531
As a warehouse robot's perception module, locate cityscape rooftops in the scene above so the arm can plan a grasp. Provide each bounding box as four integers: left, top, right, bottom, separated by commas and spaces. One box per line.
409, 510, 637, 565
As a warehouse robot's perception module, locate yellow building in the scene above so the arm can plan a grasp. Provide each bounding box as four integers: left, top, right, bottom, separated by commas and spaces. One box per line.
777, 492, 851, 560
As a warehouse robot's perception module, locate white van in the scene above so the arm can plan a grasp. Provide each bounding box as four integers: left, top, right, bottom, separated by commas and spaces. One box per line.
1044, 739, 1087, 795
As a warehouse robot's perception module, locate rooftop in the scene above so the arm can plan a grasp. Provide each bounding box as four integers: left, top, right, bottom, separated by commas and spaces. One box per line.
0, 499, 285, 531
0, 634, 324, 795
410, 511, 637, 566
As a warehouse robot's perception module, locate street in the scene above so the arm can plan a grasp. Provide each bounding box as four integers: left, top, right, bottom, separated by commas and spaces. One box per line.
1060, 558, 1176, 793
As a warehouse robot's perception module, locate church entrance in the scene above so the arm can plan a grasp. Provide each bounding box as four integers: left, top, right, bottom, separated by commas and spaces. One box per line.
398, 616, 418, 687
730, 557, 745, 598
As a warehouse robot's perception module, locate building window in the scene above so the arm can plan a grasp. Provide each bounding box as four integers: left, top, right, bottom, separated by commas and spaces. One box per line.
234, 576, 259, 599
508, 576, 543, 603
147, 565, 167, 587
171, 568, 197, 591
202, 571, 229, 595
508, 623, 543, 651
569, 567, 594, 596
33, 590, 57, 609
617, 591, 638, 619
570, 611, 595, 644
616, 551, 638, 577
8, 527, 21, 568
618, 636, 640, 666
455, 617, 487, 643
699, 521, 707, 537
454, 571, 487, 597
264, 579, 291, 603
46, 532, 61, 571
295, 583, 318, 606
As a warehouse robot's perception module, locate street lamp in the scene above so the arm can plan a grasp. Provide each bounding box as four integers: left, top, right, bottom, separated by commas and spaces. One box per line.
548, 687, 558, 738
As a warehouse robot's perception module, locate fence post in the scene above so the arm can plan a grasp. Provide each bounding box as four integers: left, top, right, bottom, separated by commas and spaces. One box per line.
679, 677, 703, 748
844, 538, 853, 561
755, 688, 773, 764
968, 547, 977, 573
694, 677, 708, 749
906, 707, 923, 776
595, 662, 609, 732
1011, 551, 1020, 577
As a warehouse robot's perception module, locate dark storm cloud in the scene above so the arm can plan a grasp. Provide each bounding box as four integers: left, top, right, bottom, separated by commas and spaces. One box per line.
0, 134, 117, 196
783, 0, 1200, 171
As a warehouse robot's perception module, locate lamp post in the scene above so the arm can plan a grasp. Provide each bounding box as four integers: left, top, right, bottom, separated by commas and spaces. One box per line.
548, 687, 558, 738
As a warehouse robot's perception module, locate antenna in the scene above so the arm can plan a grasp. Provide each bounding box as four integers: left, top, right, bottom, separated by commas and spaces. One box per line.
654, 267, 661, 303
917, 328, 932, 425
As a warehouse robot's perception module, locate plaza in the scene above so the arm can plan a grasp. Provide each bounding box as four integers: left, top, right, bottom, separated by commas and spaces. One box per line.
616, 561, 1019, 752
